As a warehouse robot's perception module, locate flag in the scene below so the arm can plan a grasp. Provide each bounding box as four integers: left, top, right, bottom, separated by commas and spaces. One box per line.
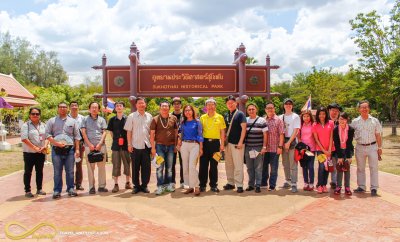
103, 98, 115, 113
301, 95, 311, 111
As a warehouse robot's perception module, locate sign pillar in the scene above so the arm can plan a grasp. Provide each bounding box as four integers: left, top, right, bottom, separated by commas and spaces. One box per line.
234, 43, 247, 112
129, 42, 139, 112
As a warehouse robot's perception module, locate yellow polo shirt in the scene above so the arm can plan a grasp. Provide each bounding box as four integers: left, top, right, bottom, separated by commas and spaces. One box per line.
200, 113, 226, 139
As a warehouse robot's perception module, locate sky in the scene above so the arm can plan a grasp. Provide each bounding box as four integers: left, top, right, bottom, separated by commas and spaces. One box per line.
0, 0, 394, 86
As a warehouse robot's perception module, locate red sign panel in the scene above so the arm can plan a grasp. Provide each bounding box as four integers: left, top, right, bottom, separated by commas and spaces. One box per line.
246, 69, 267, 92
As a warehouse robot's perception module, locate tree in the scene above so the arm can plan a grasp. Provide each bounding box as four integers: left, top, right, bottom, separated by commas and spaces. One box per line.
350, 1, 400, 135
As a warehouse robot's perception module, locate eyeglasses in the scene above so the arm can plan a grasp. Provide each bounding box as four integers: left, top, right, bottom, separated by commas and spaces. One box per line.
30, 113, 40, 116
184, 110, 192, 112
58, 106, 68, 109
265, 107, 274, 110
247, 108, 256, 111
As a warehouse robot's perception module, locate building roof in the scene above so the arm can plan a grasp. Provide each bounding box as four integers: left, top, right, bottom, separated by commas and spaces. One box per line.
0, 73, 38, 107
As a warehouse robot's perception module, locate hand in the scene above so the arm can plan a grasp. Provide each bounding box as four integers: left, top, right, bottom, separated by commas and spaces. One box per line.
34, 146, 41, 153
338, 158, 344, 165
199, 148, 203, 157
277, 147, 282, 155
220, 144, 225, 152
377, 148, 382, 158
56, 142, 65, 148
260, 147, 267, 154
176, 145, 181, 152
89, 144, 95, 151
323, 150, 331, 157
151, 147, 156, 157
95, 144, 102, 151
236, 142, 243, 149
348, 158, 352, 164
75, 150, 80, 158
284, 142, 290, 150
128, 146, 134, 153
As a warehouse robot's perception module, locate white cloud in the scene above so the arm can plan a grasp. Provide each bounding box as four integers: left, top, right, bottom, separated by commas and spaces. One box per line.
0, 0, 394, 86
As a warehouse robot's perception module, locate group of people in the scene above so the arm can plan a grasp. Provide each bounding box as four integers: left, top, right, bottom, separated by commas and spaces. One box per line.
21, 96, 383, 199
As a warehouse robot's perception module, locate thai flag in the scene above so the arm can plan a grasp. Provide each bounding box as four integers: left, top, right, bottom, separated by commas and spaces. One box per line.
301, 95, 312, 111
103, 98, 115, 113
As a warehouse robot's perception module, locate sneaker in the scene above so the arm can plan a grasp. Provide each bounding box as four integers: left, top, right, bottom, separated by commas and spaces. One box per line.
52, 192, 61, 199
308, 186, 315, 191
330, 182, 337, 190
112, 184, 119, 193
255, 186, 261, 193
183, 188, 194, 194
141, 187, 150, 193
180, 183, 185, 189
322, 186, 328, 193
194, 187, 200, 196
317, 186, 323, 194
303, 184, 309, 191
291, 186, 298, 193
89, 187, 96, 194
245, 186, 254, 191
155, 186, 164, 195
200, 187, 206, 192
260, 185, 268, 189
211, 187, 220, 193
132, 187, 141, 194
282, 182, 291, 189
98, 187, 108, 193
76, 184, 84, 191
68, 189, 78, 197
371, 189, 378, 197
25, 192, 34, 198
36, 190, 46, 195
237, 187, 244, 193
334, 187, 341, 195
353, 187, 366, 193
268, 186, 276, 191
223, 184, 235, 190
345, 187, 352, 196
166, 184, 175, 192
125, 182, 132, 189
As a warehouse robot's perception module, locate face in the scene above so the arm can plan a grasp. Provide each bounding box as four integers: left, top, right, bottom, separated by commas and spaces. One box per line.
339, 116, 348, 126
184, 106, 194, 119
70, 103, 79, 112
246, 105, 257, 117
159, 102, 170, 115
226, 100, 237, 111
136, 100, 146, 112
329, 108, 340, 120
29, 109, 41, 121
173, 102, 182, 111
265, 104, 275, 117
58, 104, 68, 115
358, 102, 370, 116
284, 102, 293, 112
303, 113, 311, 123
206, 102, 216, 113
89, 103, 99, 116
318, 111, 326, 123
115, 103, 124, 113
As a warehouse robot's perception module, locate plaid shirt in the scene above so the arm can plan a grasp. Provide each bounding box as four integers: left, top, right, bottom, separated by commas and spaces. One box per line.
265, 114, 284, 152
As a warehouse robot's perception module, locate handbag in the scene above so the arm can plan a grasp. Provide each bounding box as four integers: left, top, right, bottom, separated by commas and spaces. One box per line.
224, 110, 239, 146
53, 146, 73, 155
87, 151, 104, 163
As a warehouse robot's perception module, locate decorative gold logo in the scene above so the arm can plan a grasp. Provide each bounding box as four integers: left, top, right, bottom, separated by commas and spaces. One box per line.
249, 75, 259, 85
114, 76, 125, 87
5, 221, 57, 240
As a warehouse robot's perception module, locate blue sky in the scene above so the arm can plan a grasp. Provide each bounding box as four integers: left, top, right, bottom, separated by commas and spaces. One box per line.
0, 0, 393, 85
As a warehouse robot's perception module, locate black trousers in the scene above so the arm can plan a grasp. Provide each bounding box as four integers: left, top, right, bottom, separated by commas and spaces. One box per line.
23, 152, 45, 193
199, 139, 220, 188
165, 151, 183, 185
130, 147, 151, 189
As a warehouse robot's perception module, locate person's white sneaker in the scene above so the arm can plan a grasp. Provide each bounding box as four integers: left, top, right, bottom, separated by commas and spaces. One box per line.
166, 184, 175, 192
155, 186, 164, 195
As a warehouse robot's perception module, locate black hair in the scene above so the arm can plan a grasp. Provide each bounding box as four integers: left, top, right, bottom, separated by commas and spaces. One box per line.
159, 100, 170, 107
136, 97, 146, 103
225, 95, 236, 103
88, 101, 100, 109
339, 112, 349, 120
182, 105, 196, 123
316, 106, 329, 124
29, 107, 41, 115
358, 100, 370, 108
69, 101, 79, 106
265, 101, 275, 108
114, 101, 125, 107
246, 103, 258, 109
58, 102, 68, 107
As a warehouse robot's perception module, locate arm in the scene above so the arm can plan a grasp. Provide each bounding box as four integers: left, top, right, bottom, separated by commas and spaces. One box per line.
376, 132, 382, 159
285, 128, 299, 150
127, 130, 133, 153
277, 133, 284, 155
261, 131, 268, 154
150, 130, 156, 157
236, 122, 247, 149
220, 128, 225, 152
313, 132, 328, 155
95, 129, 107, 151
81, 128, 94, 151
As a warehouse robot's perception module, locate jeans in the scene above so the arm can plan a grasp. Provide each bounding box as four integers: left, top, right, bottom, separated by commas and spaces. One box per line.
244, 146, 263, 187
329, 153, 338, 185
302, 153, 315, 185
168, 151, 183, 185
262, 152, 279, 188
316, 151, 328, 187
156, 144, 175, 186
52, 147, 75, 193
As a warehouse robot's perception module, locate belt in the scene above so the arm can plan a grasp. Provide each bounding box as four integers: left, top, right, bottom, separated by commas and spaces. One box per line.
182, 140, 198, 143
204, 138, 219, 142
360, 141, 376, 146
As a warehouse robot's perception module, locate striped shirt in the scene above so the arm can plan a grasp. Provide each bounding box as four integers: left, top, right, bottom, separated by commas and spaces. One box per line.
265, 114, 285, 152
245, 116, 268, 147
351, 115, 382, 145
124, 111, 153, 149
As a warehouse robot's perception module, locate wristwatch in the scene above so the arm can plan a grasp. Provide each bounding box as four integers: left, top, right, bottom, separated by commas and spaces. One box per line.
278, 145, 283, 149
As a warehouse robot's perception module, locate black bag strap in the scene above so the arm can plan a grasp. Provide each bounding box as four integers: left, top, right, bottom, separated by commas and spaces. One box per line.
244, 117, 260, 143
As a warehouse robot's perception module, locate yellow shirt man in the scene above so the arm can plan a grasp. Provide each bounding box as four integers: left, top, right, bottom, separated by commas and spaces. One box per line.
200, 113, 226, 139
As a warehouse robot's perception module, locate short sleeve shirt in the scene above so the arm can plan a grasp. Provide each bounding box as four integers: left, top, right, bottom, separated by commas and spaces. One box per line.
280, 113, 301, 138
245, 116, 268, 147
81, 115, 107, 146
107, 115, 128, 151
300, 123, 316, 151
45, 116, 81, 142
351, 115, 382, 145
312, 120, 335, 151
200, 113, 226, 139
150, 114, 177, 146
21, 121, 46, 153
224, 109, 247, 144
266, 115, 285, 152
124, 111, 153, 149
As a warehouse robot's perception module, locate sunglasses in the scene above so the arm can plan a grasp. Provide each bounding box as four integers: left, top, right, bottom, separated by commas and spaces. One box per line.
30, 113, 40, 116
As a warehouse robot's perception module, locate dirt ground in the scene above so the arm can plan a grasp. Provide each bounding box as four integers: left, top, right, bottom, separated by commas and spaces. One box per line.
0, 128, 399, 177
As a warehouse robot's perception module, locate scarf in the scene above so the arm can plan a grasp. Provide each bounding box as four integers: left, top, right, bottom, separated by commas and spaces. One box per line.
339, 124, 349, 149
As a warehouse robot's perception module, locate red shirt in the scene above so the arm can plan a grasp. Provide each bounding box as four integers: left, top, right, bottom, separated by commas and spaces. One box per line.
312, 120, 335, 152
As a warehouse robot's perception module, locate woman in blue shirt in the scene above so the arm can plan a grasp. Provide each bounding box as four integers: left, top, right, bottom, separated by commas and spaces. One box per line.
176, 105, 203, 196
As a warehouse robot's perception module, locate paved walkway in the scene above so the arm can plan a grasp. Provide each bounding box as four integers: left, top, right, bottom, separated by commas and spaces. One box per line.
0, 154, 399, 241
